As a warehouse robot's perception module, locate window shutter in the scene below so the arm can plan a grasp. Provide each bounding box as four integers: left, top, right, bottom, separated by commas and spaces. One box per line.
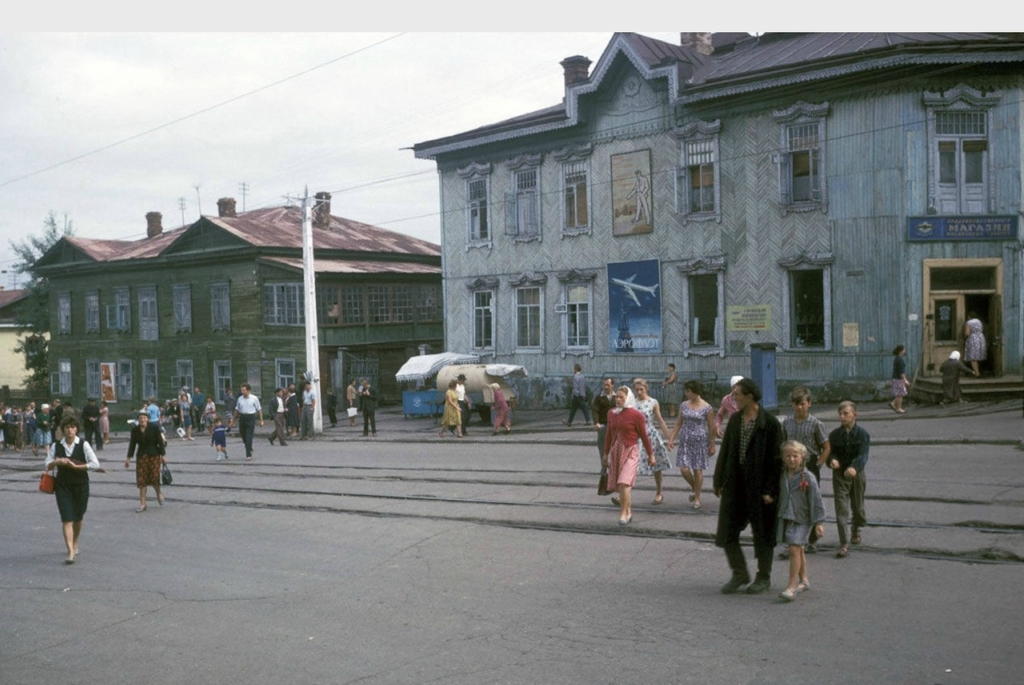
505, 192, 517, 235
778, 152, 792, 206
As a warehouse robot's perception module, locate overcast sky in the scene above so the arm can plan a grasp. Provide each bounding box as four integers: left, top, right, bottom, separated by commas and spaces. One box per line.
1, 3, 973, 288
0, 30, 700, 286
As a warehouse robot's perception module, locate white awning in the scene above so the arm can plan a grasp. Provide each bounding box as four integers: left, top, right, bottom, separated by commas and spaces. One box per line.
394, 352, 480, 383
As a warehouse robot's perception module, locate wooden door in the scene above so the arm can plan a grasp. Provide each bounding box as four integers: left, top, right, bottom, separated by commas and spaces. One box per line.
925, 295, 963, 376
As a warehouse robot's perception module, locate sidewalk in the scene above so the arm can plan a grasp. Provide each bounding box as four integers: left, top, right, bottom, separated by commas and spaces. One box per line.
346, 397, 1024, 447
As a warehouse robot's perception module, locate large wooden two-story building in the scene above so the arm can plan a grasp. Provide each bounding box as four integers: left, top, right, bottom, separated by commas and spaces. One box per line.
413, 32, 1024, 404
34, 194, 442, 414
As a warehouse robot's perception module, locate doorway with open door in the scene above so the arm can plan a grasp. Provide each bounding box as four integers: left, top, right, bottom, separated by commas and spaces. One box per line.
922, 259, 1002, 378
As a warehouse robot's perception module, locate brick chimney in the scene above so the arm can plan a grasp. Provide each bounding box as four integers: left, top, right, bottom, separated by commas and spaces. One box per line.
146, 212, 163, 238
560, 55, 592, 88
679, 32, 713, 55
313, 192, 332, 229
217, 197, 237, 217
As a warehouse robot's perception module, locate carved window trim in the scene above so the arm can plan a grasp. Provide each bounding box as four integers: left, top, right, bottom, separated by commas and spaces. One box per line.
458, 162, 493, 251
773, 102, 830, 215
674, 120, 722, 224
556, 269, 596, 358
922, 84, 1000, 215
778, 252, 834, 352
554, 144, 593, 238
676, 256, 726, 358
505, 154, 543, 244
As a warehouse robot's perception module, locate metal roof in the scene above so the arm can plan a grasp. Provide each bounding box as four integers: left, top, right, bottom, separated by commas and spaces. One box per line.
261, 256, 441, 275
413, 32, 1023, 158
47, 205, 439, 265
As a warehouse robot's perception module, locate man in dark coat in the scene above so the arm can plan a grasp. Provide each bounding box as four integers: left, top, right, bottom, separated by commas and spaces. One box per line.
81, 398, 103, 451
713, 377, 783, 595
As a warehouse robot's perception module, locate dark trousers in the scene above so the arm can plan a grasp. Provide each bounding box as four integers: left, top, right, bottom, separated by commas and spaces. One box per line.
458, 400, 471, 432
84, 423, 102, 451
327, 407, 337, 426
238, 414, 256, 457
362, 410, 376, 435
717, 475, 777, 581
567, 395, 591, 425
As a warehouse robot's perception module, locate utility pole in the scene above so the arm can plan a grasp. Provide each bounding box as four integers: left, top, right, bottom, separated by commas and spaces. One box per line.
178, 197, 187, 227
301, 187, 323, 434
238, 182, 249, 212
193, 183, 202, 217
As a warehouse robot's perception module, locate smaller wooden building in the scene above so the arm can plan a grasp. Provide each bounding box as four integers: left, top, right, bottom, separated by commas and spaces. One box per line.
33, 194, 442, 417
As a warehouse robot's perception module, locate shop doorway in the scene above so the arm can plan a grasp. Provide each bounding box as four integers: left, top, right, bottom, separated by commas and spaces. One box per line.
923, 259, 1002, 377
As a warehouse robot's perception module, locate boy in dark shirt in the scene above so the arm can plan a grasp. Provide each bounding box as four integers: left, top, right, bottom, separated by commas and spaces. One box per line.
827, 401, 870, 558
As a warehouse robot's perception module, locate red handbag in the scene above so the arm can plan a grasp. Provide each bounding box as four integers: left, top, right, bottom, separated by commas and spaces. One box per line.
39, 471, 55, 494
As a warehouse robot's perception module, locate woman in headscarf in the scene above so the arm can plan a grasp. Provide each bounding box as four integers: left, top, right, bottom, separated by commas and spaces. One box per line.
602, 386, 654, 525
125, 410, 167, 512
489, 383, 511, 435
963, 313, 987, 377
939, 350, 976, 405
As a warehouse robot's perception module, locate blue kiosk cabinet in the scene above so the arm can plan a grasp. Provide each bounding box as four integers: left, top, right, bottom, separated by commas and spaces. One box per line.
749, 343, 778, 412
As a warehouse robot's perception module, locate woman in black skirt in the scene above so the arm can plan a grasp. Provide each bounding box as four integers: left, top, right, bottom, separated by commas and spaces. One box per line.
125, 410, 167, 512
44, 417, 101, 564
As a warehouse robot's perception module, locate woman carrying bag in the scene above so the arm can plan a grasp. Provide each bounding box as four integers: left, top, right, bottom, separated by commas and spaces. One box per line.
125, 410, 167, 512
44, 416, 102, 564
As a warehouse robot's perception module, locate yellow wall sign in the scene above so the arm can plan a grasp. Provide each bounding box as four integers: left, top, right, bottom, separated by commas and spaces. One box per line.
726, 305, 771, 331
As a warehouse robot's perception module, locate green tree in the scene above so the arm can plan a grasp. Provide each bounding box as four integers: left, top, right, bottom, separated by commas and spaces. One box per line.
11, 211, 74, 389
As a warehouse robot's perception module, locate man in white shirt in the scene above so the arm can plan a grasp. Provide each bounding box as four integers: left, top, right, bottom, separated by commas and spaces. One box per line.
232, 384, 264, 461
300, 381, 317, 440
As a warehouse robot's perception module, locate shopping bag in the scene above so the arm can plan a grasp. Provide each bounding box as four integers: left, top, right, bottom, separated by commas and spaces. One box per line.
161, 463, 173, 486
598, 469, 611, 496
347, 407, 358, 418
39, 471, 56, 494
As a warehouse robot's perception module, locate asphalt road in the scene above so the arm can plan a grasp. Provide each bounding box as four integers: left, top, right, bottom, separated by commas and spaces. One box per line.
1, 409, 1022, 684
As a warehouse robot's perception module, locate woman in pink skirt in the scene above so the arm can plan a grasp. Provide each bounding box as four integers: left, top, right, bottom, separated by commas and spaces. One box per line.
489, 383, 511, 434
602, 386, 654, 525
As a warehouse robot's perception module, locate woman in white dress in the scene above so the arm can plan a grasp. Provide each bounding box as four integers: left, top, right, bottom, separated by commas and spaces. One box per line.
632, 378, 673, 505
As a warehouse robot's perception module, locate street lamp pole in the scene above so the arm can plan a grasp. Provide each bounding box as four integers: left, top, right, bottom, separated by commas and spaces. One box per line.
301, 187, 323, 434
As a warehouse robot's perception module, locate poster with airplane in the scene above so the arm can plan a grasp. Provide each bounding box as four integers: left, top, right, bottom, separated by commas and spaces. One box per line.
607, 259, 662, 354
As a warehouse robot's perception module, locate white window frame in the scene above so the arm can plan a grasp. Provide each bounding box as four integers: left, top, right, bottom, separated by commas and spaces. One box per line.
773, 102, 829, 213
674, 120, 722, 222
779, 253, 833, 352
214, 360, 232, 403
85, 290, 100, 333
142, 359, 158, 400
117, 359, 133, 401
175, 359, 194, 393
923, 84, 1000, 215
276, 358, 296, 390
86, 359, 101, 399
211, 282, 231, 331
472, 289, 495, 351
505, 154, 543, 243
53, 358, 72, 395
56, 292, 71, 334
564, 283, 592, 351
514, 286, 543, 350
264, 283, 304, 326
108, 288, 131, 332
676, 256, 726, 358
173, 284, 192, 333
457, 162, 492, 250
138, 286, 158, 341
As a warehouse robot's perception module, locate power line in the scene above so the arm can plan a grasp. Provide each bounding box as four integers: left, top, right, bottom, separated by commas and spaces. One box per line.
0, 33, 407, 190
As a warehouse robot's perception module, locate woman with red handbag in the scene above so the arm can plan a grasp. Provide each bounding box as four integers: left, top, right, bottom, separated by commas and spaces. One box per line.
44, 417, 101, 564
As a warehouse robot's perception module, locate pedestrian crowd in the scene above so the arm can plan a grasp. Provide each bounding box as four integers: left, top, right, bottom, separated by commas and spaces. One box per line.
582, 365, 871, 603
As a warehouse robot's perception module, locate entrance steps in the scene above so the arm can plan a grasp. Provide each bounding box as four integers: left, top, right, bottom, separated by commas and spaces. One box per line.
911, 374, 1024, 404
